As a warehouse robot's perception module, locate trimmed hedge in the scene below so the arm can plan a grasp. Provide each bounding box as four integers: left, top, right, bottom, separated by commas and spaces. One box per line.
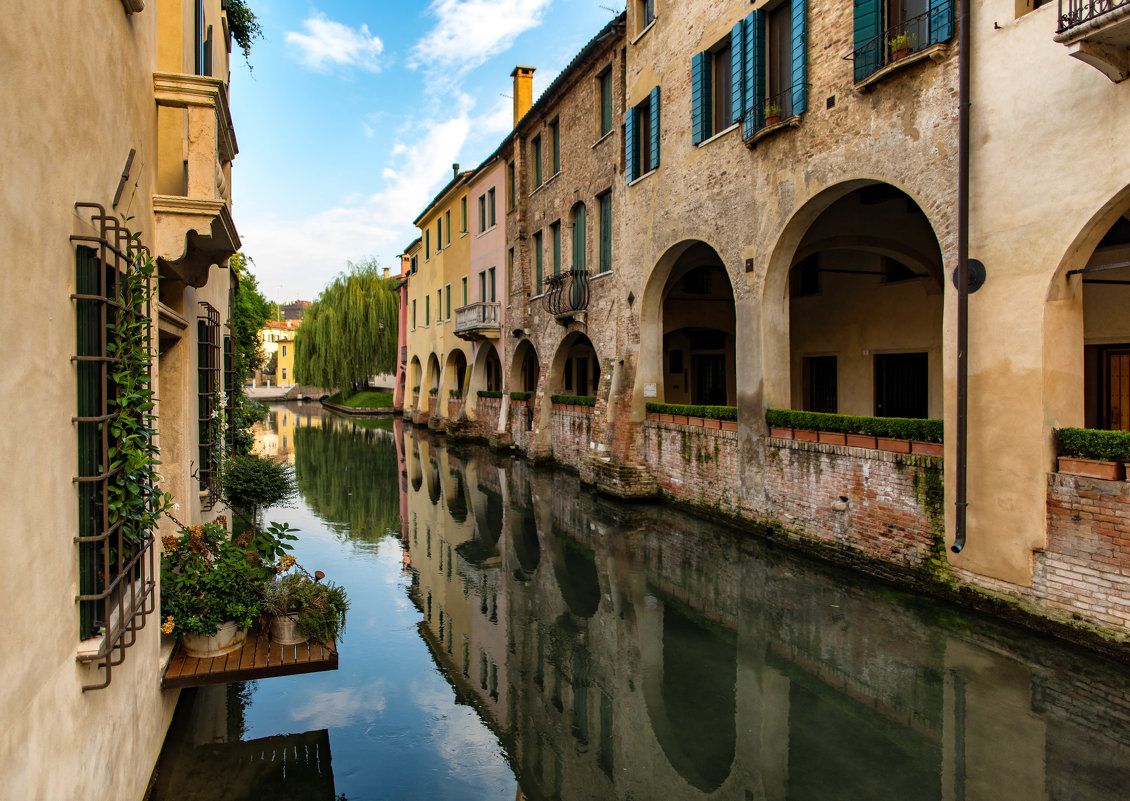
1056, 427, 1130, 462
509, 391, 532, 401
646, 402, 737, 421
551, 394, 596, 407
766, 409, 944, 443
477, 390, 504, 399
449, 389, 462, 398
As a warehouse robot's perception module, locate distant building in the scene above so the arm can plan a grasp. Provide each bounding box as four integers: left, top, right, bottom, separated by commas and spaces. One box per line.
279, 300, 312, 321
258, 319, 300, 386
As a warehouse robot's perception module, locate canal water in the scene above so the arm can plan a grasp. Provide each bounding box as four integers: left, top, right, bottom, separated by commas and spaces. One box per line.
151, 402, 1130, 801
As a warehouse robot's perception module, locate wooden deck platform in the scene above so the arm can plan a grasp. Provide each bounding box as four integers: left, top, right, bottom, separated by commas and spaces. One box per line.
162, 629, 338, 689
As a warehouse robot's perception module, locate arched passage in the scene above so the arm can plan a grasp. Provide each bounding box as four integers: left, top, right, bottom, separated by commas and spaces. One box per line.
424, 353, 441, 394
409, 356, 422, 406
549, 332, 600, 398
509, 339, 540, 394
767, 182, 945, 418
443, 348, 468, 397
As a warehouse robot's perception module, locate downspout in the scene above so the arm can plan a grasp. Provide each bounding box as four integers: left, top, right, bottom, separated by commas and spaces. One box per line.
952, 0, 971, 553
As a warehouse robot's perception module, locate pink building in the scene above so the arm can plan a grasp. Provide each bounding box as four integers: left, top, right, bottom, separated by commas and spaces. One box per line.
394, 238, 420, 410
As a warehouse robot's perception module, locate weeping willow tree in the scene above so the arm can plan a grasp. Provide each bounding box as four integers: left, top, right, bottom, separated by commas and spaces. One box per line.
295, 260, 399, 395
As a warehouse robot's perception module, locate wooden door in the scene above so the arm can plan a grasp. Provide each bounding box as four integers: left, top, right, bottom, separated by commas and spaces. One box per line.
1105, 347, 1130, 430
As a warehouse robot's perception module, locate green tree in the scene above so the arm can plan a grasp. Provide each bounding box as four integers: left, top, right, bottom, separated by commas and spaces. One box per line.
295, 259, 399, 396
229, 252, 271, 453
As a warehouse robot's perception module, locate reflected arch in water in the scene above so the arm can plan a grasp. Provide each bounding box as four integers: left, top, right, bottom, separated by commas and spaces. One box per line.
547, 532, 602, 619
444, 459, 469, 524
640, 593, 738, 794
509, 506, 540, 574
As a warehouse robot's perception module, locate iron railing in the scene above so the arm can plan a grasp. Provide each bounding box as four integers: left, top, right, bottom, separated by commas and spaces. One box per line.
453, 301, 501, 336
198, 302, 220, 509
1058, 0, 1130, 31
848, 0, 954, 83
544, 270, 590, 319
742, 83, 804, 140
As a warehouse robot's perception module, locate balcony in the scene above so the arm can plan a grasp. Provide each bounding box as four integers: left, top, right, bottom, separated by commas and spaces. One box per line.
1056, 0, 1130, 81
847, 0, 954, 88
544, 270, 590, 323
742, 84, 804, 145
153, 72, 240, 287
454, 301, 501, 340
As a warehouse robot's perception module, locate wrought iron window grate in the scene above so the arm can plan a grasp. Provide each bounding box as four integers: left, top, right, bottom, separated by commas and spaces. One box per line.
70, 202, 157, 691
198, 302, 221, 509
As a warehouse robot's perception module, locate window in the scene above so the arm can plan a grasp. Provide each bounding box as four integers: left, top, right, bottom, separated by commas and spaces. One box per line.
436, 218, 443, 250
571, 204, 586, 272
488, 187, 496, 228
461, 276, 468, 306
437, 290, 443, 322
479, 270, 487, 303
551, 222, 561, 275
194, 0, 206, 75
460, 196, 467, 233
412, 299, 417, 328
445, 210, 451, 245
598, 192, 612, 273
410, 255, 418, 274
598, 68, 613, 137
281, 344, 287, 357
425, 229, 431, 260
197, 302, 221, 504
281, 367, 287, 382
488, 267, 496, 302
875, 352, 929, 418
803, 356, 837, 413
730, 5, 809, 134
425, 295, 430, 326
507, 248, 515, 294
445, 284, 451, 319
691, 35, 736, 144
532, 135, 543, 187
635, 0, 655, 33
533, 231, 544, 294
479, 194, 487, 233
625, 87, 660, 182
550, 118, 560, 174
853, 0, 952, 82
507, 162, 516, 209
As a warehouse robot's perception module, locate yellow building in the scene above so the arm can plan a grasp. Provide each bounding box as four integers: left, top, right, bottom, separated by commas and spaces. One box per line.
259, 319, 300, 386
1, 2, 246, 797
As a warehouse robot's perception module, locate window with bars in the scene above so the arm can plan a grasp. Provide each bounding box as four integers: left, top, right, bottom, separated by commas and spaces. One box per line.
71, 205, 158, 690
224, 333, 235, 445
198, 302, 221, 508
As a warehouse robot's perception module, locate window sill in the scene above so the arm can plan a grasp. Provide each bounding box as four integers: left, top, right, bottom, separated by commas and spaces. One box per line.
592, 130, 614, 149
696, 122, 739, 148
744, 114, 802, 148
630, 19, 656, 46
627, 168, 658, 187
476, 225, 498, 238
528, 170, 561, 198
854, 43, 950, 92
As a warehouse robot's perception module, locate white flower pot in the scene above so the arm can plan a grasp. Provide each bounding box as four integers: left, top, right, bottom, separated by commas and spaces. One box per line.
180, 621, 248, 658
269, 613, 308, 645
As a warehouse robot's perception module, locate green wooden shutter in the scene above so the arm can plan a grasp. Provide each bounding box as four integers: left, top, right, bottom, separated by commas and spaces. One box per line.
691, 51, 709, 145
625, 105, 636, 182
648, 86, 661, 170
599, 193, 612, 273
929, 0, 954, 44
535, 233, 544, 293
553, 224, 561, 274
731, 18, 747, 124
791, 0, 807, 115
853, 0, 881, 81
746, 11, 765, 133
573, 205, 586, 271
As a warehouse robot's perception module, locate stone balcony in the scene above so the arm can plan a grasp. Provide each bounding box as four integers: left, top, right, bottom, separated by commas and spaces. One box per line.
454, 301, 501, 340
153, 72, 240, 287
1056, 0, 1130, 81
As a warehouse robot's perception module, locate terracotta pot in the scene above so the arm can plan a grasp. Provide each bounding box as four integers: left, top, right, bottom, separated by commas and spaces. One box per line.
818, 431, 846, 445
181, 621, 248, 658
721, 420, 738, 432
845, 434, 877, 449
765, 114, 781, 126
891, 47, 910, 61
659, 413, 674, 423
876, 437, 911, 454
672, 415, 689, 425
794, 429, 819, 442
703, 418, 722, 430
769, 426, 793, 439
688, 416, 705, 427
911, 441, 945, 458
269, 614, 308, 645
1058, 456, 1123, 481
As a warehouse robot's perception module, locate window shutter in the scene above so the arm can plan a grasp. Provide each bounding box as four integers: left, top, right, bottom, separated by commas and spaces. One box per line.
731, 18, 747, 124
853, 0, 881, 82
791, 0, 807, 115
929, 0, 954, 44
745, 11, 765, 134
691, 51, 708, 145
625, 105, 636, 182
649, 86, 661, 170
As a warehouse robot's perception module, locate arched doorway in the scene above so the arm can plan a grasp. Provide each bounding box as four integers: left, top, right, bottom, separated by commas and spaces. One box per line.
1079, 215, 1130, 430
549, 332, 600, 398
510, 339, 540, 394
443, 348, 468, 397
409, 356, 422, 407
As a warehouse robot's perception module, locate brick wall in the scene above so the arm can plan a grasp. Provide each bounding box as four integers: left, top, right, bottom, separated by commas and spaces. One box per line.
550, 406, 593, 466
508, 401, 537, 452
640, 420, 741, 512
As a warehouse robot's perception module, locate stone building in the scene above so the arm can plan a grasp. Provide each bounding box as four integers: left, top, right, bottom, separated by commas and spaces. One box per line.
1, 1, 245, 798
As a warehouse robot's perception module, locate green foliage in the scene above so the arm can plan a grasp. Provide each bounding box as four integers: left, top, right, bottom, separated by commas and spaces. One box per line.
106, 250, 171, 544
646, 402, 737, 421
229, 253, 271, 454
295, 259, 399, 393
550, 394, 596, 406
1056, 427, 1130, 461
225, 0, 263, 62
509, 391, 532, 401
449, 389, 463, 398
765, 409, 944, 443
220, 454, 297, 532
262, 572, 350, 643
326, 390, 394, 408
477, 390, 504, 399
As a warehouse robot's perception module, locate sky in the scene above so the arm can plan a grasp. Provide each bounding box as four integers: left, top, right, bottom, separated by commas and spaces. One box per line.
229, 0, 621, 303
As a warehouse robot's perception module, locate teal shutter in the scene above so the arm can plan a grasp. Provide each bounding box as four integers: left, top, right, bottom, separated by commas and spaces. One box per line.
573, 205, 586, 271
648, 86, 660, 170
625, 106, 636, 182
929, 0, 954, 44
731, 18, 747, 124
791, 0, 807, 115
853, 0, 881, 81
691, 51, 709, 145
746, 11, 765, 131
599, 193, 612, 273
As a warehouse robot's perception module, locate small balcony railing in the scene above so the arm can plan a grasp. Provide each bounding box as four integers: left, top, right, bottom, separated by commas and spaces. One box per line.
454, 301, 500, 340
544, 270, 590, 320
742, 83, 804, 141
848, 0, 954, 83
1058, 0, 1130, 31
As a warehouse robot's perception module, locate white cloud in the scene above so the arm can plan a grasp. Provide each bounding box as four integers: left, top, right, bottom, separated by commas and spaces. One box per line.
286, 13, 384, 72
289, 681, 388, 728
409, 0, 553, 85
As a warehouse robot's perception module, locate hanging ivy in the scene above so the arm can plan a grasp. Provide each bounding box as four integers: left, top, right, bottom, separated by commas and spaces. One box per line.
226, 0, 264, 64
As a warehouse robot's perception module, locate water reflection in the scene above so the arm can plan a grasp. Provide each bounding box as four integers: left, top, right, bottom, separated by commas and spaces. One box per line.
401, 425, 1130, 801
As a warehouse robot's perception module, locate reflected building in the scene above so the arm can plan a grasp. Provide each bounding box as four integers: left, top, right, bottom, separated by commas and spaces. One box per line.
399, 426, 1130, 801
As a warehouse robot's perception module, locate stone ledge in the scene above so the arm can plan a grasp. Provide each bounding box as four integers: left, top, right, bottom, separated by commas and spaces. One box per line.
768, 435, 941, 467
584, 456, 658, 499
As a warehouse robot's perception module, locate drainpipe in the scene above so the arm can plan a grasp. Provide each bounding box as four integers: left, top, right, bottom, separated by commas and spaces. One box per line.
952, 0, 971, 553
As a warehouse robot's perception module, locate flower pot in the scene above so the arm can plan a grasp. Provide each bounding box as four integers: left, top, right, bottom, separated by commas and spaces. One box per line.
876, 437, 911, 453
688, 416, 705, 428
845, 434, 877, 449
765, 114, 781, 126
891, 47, 910, 61
1058, 456, 1124, 481
818, 431, 846, 445
720, 420, 738, 432
769, 426, 793, 439
794, 429, 819, 443
703, 418, 722, 430
672, 414, 689, 425
181, 621, 248, 658
911, 441, 945, 458
269, 613, 308, 645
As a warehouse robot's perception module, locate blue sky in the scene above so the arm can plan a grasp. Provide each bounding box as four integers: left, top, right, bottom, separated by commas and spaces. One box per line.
229, 0, 620, 302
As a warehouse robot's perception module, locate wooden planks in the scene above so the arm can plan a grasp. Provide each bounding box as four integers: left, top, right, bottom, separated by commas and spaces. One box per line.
162, 629, 338, 689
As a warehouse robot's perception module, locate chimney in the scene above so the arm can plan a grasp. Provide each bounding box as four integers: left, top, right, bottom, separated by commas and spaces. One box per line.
383, 267, 390, 279
399, 254, 409, 276
452, 163, 460, 178
511, 65, 536, 125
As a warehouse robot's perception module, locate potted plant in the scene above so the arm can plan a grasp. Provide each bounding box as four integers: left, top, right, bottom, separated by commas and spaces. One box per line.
262, 569, 349, 645
888, 32, 915, 61
1055, 427, 1130, 480
764, 102, 782, 126
219, 453, 297, 534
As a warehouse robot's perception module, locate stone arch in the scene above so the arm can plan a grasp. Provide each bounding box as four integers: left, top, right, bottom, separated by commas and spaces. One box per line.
409, 356, 422, 408
424, 352, 441, 393
465, 341, 503, 421
548, 331, 600, 397
442, 348, 468, 397
508, 338, 540, 394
